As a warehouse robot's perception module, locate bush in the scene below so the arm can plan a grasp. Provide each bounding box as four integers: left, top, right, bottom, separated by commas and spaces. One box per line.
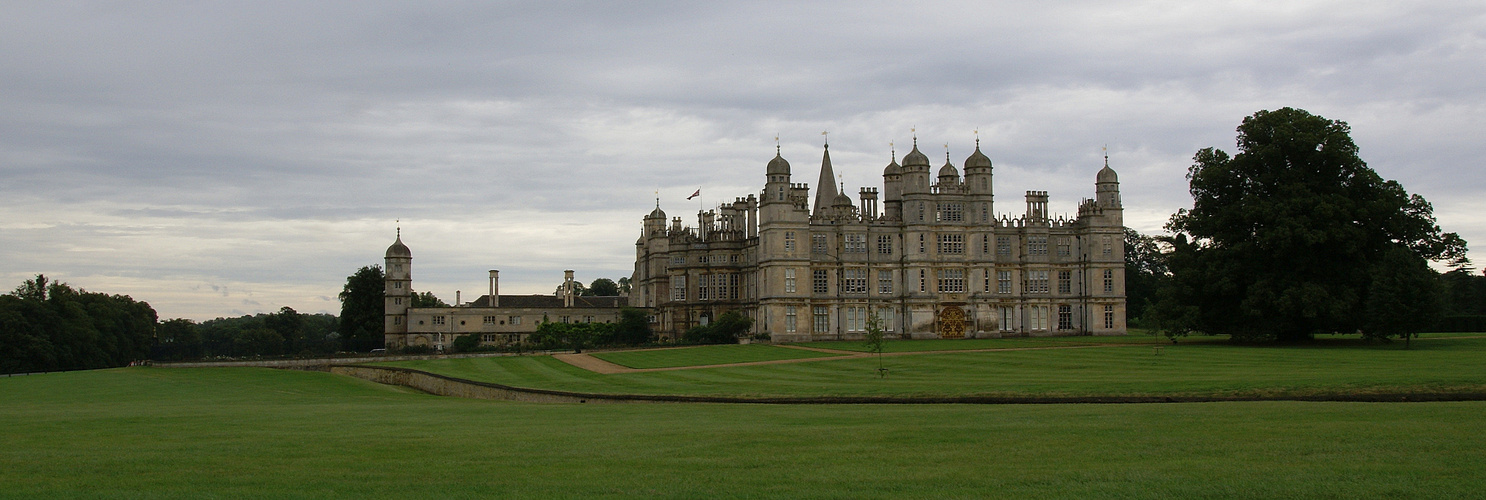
681, 311, 752, 345
398, 345, 434, 355
451, 334, 481, 353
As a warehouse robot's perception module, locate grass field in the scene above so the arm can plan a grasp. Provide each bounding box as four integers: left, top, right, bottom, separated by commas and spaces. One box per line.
2, 367, 1484, 499
378, 335, 1486, 399
589, 343, 845, 369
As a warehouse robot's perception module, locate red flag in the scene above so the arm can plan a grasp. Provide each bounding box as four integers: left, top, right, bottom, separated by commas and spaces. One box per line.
687, 189, 700, 200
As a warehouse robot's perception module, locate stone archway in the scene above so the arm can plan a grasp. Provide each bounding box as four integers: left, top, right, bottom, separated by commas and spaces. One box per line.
938, 305, 966, 339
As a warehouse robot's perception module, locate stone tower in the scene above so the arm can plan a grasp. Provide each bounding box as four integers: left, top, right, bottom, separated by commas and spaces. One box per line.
383, 230, 412, 347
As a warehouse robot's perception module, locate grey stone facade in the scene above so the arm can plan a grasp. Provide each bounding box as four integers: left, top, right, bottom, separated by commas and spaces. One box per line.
634, 138, 1126, 342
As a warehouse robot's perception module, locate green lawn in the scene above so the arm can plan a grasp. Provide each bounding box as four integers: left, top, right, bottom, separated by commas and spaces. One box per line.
589, 343, 845, 369
793, 332, 1197, 353
1, 367, 1484, 499
381, 336, 1486, 398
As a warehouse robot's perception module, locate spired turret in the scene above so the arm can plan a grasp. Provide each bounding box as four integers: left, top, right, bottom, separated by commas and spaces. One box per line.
812, 144, 838, 218
900, 140, 932, 195
882, 152, 903, 220
384, 229, 413, 343
1095, 158, 1122, 226
937, 153, 960, 186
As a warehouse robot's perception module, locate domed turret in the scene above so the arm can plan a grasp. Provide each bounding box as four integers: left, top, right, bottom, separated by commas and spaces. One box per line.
938, 160, 960, 179
767, 153, 791, 176
647, 199, 667, 220
965, 145, 992, 170
1097, 165, 1118, 184
883, 159, 901, 176
385, 235, 411, 258
902, 145, 930, 169
833, 191, 854, 208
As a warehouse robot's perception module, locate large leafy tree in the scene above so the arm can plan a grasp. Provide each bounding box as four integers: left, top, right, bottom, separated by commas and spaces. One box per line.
338, 265, 384, 351
587, 278, 619, 297
1158, 108, 1467, 341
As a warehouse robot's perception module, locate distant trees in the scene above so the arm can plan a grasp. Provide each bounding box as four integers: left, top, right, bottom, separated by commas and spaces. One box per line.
527, 308, 653, 351
410, 291, 448, 308
1154, 108, 1468, 342
192, 307, 338, 359
0, 275, 157, 374
552, 277, 631, 297
338, 265, 384, 351
1124, 228, 1168, 326
587, 278, 619, 297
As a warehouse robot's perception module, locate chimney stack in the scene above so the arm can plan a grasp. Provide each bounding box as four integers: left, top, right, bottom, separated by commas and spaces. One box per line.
488, 270, 499, 307
564, 270, 575, 308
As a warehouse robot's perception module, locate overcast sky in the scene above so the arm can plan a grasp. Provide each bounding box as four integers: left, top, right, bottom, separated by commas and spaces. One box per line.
4, 1, 1484, 321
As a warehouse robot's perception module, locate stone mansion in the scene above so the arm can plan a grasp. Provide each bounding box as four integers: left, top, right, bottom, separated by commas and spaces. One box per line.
381, 134, 1127, 348
632, 138, 1126, 342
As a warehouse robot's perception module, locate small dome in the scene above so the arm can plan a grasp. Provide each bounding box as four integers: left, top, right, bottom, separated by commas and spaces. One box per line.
767, 153, 791, 176
385, 236, 411, 258
1097, 165, 1118, 183
901, 145, 930, 168
647, 206, 666, 219
964, 146, 992, 169
833, 191, 854, 207
883, 159, 901, 176
938, 160, 959, 179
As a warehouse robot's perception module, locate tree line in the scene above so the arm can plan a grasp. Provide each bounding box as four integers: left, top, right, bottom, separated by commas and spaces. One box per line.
1125, 107, 1479, 344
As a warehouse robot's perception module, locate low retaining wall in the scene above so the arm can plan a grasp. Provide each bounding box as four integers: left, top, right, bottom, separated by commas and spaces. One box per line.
329, 364, 1486, 405
154, 351, 556, 370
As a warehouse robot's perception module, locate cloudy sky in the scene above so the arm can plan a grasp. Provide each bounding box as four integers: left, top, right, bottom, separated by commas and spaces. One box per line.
4, 1, 1484, 321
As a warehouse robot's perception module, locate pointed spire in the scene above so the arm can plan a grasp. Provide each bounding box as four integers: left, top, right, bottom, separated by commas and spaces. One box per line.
812, 143, 838, 217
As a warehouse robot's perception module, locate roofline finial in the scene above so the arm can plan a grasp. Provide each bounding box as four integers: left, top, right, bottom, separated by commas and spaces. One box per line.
821, 130, 828, 148
889, 141, 895, 160
775, 134, 780, 155
975, 129, 980, 149
396, 219, 400, 239
1103, 144, 1109, 167
911, 126, 917, 147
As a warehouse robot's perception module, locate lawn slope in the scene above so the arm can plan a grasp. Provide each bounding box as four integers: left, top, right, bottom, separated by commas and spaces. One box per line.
1, 367, 1484, 499
380, 336, 1486, 399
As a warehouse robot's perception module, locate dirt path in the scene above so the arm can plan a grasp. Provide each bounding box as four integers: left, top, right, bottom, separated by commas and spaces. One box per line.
551, 353, 634, 374
554, 342, 1133, 374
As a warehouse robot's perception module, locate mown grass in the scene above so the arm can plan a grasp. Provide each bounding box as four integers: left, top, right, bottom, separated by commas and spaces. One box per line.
1, 367, 1484, 499
589, 343, 845, 369
381, 336, 1486, 398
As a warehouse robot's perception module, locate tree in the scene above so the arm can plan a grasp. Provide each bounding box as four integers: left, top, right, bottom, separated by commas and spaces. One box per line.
554, 281, 587, 297
682, 311, 751, 345
588, 278, 619, 297
1124, 228, 1168, 326
410, 291, 448, 308
0, 275, 156, 373
864, 314, 887, 377
1364, 247, 1444, 347
1158, 108, 1468, 341
154, 318, 203, 361
617, 277, 632, 295
451, 334, 482, 353
612, 307, 653, 346
338, 265, 384, 351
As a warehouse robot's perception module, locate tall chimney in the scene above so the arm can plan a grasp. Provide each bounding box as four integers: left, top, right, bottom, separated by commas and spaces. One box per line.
456, 290, 461, 305
564, 270, 575, 308
488, 270, 499, 307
